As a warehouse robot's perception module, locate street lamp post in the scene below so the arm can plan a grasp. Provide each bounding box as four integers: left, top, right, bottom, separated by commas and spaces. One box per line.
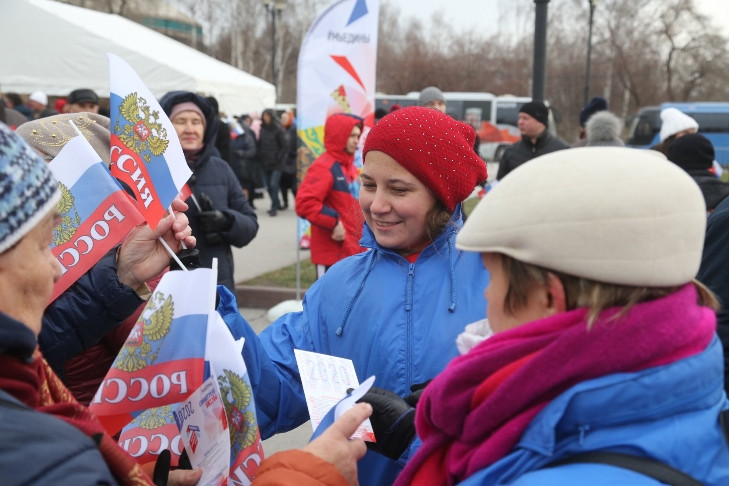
263, 1, 287, 99
532, 0, 550, 102
583, 0, 597, 106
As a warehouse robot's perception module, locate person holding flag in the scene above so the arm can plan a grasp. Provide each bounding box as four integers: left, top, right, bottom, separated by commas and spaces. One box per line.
0, 120, 377, 486
16, 113, 195, 391
159, 91, 258, 292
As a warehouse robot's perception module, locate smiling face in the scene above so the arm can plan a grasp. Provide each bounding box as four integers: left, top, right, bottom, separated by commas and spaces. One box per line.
172, 111, 205, 151
359, 150, 437, 256
0, 210, 61, 335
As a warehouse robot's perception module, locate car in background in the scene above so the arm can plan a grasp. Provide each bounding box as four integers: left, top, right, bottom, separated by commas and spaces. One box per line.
626, 102, 729, 166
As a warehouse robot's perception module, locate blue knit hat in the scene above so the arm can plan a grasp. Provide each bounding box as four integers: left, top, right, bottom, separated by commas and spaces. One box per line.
0, 123, 60, 253
579, 96, 608, 127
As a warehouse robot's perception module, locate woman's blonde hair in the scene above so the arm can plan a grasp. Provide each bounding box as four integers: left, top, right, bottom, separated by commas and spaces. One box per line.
499, 254, 718, 327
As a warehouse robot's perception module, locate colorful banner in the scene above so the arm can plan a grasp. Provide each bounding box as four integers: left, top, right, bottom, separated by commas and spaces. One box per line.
48, 135, 144, 303
107, 53, 192, 229
296, 0, 379, 244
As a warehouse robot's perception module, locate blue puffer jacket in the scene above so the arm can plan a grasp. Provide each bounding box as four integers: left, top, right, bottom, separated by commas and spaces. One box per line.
459, 336, 729, 485
220, 206, 489, 486
159, 91, 259, 292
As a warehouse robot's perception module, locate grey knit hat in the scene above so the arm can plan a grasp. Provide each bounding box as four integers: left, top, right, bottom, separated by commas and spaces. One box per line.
0, 123, 60, 253
418, 86, 445, 106
585, 111, 625, 147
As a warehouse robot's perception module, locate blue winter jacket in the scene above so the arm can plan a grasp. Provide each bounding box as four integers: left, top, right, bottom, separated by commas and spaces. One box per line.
221, 206, 488, 486
458, 336, 729, 485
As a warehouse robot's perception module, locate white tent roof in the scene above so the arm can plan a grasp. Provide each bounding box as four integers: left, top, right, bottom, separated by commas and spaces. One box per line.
1, 0, 276, 115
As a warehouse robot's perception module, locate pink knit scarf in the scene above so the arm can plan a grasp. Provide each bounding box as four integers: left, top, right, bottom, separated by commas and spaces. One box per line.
395, 284, 715, 486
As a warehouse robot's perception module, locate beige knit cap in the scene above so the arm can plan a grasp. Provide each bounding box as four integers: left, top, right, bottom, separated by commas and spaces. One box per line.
456, 147, 707, 286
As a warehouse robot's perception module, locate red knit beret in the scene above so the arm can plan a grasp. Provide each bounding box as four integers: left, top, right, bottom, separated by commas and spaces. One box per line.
363, 106, 487, 211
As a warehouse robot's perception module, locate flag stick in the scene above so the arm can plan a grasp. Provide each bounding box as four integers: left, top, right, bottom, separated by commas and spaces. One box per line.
159, 237, 188, 271
168, 207, 188, 250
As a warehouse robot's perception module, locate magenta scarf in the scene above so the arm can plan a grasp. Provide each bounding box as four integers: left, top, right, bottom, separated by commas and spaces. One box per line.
395, 284, 716, 486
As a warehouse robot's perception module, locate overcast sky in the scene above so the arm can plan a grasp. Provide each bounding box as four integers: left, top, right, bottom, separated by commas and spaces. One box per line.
387, 0, 729, 38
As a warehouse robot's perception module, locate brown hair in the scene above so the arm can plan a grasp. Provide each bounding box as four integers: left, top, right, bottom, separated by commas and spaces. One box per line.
425, 199, 454, 242
499, 254, 718, 327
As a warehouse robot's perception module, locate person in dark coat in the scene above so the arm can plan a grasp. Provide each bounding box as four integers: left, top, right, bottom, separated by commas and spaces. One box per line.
230, 116, 259, 206
0, 123, 201, 486
258, 108, 288, 216
160, 91, 259, 292
496, 101, 569, 180
280, 111, 298, 209
207, 95, 232, 163
667, 133, 729, 213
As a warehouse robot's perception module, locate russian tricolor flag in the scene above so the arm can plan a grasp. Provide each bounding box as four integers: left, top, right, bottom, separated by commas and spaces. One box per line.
107, 53, 191, 229
89, 266, 216, 436
48, 134, 144, 303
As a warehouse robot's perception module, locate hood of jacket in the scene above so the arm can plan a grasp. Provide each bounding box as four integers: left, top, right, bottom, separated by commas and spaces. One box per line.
324, 113, 363, 168
159, 91, 218, 148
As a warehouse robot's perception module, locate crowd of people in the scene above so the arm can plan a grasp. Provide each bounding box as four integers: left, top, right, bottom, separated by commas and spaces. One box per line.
2, 81, 729, 486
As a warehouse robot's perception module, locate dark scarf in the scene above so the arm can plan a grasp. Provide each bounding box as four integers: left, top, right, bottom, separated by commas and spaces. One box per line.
395, 284, 715, 485
0, 314, 152, 485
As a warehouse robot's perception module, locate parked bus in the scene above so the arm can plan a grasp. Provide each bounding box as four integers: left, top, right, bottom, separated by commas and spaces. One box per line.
626, 102, 729, 165
375, 92, 540, 161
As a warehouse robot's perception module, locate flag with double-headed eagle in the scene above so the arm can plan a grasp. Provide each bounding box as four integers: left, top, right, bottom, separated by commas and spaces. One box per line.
89, 266, 215, 436
91, 265, 263, 477
107, 53, 192, 229
48, 134, 144, 303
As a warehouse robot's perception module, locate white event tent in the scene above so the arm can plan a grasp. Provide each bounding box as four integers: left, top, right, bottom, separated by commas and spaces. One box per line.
1, 0, 276, 115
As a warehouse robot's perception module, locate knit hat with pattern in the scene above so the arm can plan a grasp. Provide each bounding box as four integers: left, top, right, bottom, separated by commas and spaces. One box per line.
363, 106, 487, 211
0, 123, 60, 253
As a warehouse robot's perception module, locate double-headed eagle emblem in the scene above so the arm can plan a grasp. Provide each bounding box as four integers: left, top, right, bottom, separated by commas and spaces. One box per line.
53, 182, 80, 245
114, 291, 174, 372
114, 93, 169, 163
218, 369, 258, 453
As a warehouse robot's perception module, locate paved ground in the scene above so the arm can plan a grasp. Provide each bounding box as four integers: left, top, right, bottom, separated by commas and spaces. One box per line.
231, 193, 312, 455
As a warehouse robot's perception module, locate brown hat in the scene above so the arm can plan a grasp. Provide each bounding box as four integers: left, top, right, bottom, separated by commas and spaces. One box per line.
15, 113, 111, 165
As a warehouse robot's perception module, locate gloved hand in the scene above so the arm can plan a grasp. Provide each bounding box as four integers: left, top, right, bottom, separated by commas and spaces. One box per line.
352, 386, 416, 460
197, 209, 232, 234
404, 380, 432, 408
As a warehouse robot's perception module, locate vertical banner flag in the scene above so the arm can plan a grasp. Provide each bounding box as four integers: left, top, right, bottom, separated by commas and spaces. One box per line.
296, 0, 379, 245
48, 134, 144, 303
107, 53, 192, 229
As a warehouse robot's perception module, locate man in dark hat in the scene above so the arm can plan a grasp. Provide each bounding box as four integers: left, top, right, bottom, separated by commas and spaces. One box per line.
496, 100, 568, 180
65, 88, 100, 114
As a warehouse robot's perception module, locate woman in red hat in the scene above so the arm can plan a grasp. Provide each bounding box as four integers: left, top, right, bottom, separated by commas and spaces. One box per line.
220, 106, 489, 486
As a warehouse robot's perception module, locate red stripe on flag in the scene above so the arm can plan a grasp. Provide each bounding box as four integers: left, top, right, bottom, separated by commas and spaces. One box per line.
119, 422, 184, 468
50, 192, 144, 303
89, 358, 205, 420
110, 134, 166, 229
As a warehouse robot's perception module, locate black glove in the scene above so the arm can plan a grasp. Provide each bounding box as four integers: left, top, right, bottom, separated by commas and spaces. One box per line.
152, 449, 192, 486
404, 380, 432, 408
197, 209, 232, 234
352, 386, 416, 460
